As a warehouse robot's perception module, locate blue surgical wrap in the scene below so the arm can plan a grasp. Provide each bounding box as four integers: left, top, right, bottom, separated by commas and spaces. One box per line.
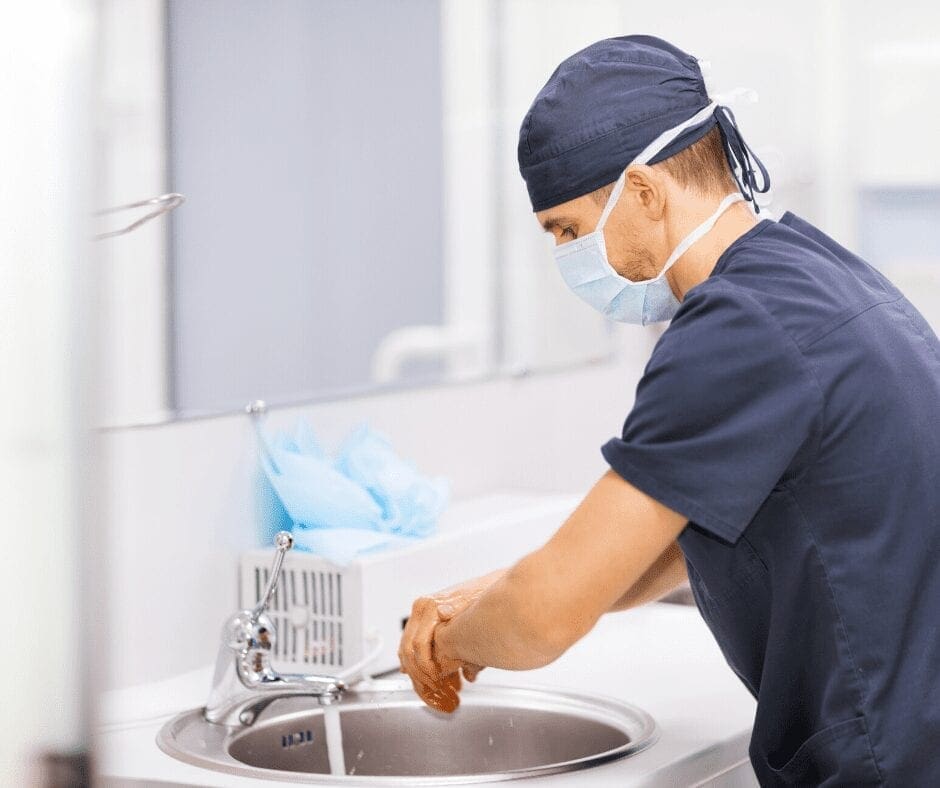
258, 420, 449, 565
517, 34, 769, 212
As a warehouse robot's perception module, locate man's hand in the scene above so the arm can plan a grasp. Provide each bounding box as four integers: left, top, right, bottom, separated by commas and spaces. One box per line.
400, 470, 690, 712
398, 568, 505, 712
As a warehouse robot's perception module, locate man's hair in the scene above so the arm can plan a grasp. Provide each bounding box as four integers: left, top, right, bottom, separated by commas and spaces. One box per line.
590, 125, 738, 204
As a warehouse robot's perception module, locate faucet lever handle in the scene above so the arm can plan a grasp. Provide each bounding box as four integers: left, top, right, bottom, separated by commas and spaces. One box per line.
252, 531, 293, 618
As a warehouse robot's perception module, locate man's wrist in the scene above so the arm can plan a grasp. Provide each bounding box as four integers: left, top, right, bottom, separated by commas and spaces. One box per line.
433, 618, 465, 675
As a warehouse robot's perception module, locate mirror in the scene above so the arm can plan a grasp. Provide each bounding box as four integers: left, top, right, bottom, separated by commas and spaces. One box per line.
96, 0, 615, 426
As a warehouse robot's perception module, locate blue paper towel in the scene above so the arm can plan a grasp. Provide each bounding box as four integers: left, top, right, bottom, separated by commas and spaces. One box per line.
258, 420, 449, 565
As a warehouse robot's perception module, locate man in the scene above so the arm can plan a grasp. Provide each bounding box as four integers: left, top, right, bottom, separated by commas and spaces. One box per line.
399, 35, 939, 785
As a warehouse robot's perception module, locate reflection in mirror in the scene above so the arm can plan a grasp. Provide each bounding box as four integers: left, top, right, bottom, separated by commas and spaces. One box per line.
97, 0, 618, 426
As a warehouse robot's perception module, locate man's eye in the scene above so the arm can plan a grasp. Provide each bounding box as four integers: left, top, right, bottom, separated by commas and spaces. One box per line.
561, 227, 576, 240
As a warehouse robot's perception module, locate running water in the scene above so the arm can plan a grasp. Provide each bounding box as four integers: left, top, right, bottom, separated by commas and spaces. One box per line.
323, 704, 346, 776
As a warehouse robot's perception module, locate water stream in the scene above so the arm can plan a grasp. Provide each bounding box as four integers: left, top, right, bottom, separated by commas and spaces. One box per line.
323, 704, 346, 776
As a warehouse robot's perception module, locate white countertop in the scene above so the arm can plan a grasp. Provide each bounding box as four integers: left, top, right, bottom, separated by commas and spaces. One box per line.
96, 602, 758, 787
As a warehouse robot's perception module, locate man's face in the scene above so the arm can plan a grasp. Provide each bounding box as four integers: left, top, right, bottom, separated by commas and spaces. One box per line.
535, 167, 665, 283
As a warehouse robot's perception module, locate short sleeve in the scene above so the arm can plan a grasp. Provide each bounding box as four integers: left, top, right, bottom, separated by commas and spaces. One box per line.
601, 284, 822, 544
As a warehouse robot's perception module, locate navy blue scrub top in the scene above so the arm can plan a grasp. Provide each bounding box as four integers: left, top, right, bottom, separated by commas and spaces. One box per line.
602, 211, 940, 786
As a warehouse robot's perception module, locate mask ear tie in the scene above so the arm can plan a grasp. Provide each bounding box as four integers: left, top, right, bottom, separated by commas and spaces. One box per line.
596, 169, 628, 230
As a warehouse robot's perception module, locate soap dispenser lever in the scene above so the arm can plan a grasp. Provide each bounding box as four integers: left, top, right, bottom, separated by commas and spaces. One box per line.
204, 531, 347, 727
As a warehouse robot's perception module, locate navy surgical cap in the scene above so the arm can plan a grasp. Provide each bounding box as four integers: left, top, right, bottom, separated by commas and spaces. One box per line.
518, 34, 770, 212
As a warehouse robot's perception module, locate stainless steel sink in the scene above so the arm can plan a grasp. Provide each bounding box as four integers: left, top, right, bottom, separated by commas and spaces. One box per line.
157, 679, 658, 784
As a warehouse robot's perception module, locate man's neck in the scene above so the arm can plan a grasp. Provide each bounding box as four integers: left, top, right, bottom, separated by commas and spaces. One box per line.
667, 202, 760, 300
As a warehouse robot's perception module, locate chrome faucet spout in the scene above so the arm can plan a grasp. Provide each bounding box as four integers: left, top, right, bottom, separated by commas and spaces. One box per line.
204, 531, 347, 727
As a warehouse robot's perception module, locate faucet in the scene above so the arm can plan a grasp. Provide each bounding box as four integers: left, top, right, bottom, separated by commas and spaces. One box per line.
204, 531, 347, 726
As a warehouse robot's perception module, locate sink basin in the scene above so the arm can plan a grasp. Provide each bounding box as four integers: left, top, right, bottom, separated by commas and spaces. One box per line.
157, 679, 658, 784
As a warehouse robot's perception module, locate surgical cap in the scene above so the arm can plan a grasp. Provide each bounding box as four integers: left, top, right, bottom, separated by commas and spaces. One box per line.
518, 34, 770, 212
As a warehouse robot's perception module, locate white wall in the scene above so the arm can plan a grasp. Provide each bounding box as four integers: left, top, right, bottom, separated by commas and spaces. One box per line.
0, 2, 95, 784
96, 0, 172, 426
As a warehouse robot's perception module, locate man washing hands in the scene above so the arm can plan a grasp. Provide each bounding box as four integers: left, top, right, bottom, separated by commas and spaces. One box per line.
406, 34, 940, 784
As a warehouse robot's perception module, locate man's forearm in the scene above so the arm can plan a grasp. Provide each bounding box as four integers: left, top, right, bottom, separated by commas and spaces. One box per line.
434, 559, 572, 671
430, 470, 690, 681
607, 540, 688, 612
435, 540, 688, 671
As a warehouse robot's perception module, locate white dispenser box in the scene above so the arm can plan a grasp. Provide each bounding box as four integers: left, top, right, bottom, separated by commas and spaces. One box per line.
239, 491, 580, 675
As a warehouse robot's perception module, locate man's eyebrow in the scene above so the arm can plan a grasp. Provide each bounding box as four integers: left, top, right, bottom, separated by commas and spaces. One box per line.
540, 216, 574, 231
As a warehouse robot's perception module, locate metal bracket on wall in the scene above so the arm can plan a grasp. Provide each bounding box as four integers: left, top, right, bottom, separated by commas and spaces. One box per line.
93, 192, 185, 241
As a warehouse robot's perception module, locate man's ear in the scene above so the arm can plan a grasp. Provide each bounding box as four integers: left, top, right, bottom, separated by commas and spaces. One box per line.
625, 165, 667, 220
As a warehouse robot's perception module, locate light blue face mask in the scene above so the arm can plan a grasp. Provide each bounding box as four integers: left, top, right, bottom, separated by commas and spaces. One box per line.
552, 100, 746, 325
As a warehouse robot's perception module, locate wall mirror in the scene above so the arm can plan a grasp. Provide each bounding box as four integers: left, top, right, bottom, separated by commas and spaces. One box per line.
96, 0, 618, 427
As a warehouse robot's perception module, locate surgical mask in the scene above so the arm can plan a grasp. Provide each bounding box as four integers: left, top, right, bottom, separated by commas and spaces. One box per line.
552, 100, 750, 325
